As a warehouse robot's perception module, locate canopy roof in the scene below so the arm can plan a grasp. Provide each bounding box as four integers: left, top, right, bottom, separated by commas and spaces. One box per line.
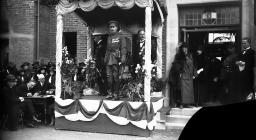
56, 0, 162, 16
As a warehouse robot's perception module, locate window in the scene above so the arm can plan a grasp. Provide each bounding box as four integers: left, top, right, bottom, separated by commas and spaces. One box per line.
179, 6, 240, 27
208, 33, 236, 44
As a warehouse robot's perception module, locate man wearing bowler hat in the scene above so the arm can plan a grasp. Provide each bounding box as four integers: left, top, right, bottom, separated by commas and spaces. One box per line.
104, 20, 127, 100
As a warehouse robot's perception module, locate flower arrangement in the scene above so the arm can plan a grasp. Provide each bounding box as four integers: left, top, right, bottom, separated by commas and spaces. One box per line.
61, 46, 76, 78
83, 57, 99, 89
61, 46, 84, 99
151, 64, 164, 92
120, 64, 145, 101
119, 62, 164, 101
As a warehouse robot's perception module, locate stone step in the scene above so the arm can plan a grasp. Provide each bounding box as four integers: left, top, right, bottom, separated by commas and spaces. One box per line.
166, 122, 186, 130
155, 109, 167, 130
168, 107, 201, 116
155, 120, 166, 130
166, 115, 191, 124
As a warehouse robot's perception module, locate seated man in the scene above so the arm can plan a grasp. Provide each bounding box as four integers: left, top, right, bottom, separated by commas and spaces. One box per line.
33, 74, 55, 125
16, 80, 37, 97
33, 74, 54, 96
2, 75, 40, 130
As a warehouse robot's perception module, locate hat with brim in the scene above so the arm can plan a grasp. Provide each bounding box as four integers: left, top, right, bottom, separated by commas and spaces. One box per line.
38, 66, 47, 72
6, 74, 17, 82
108, 20, 119, 25
21, 62, 30, 68
37, 74, 45, 79
19, 70, 25, 74
32, 61, 40, 67
49, 67, 56, 72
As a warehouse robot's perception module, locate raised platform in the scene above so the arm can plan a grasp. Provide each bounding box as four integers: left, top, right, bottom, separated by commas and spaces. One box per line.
54, 96, 163, 137
55, 114, 151, 137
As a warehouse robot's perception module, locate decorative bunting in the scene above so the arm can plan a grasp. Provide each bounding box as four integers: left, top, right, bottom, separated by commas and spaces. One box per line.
55, 98, 163, 130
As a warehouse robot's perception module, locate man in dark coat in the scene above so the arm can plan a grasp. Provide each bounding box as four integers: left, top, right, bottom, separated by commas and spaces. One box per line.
93, 35, 108, 96
133, 30, 157, 67
32, 74, 54, 124
2, 75, 40, 130
236, 37, 255, 101
16, 80, 37, 97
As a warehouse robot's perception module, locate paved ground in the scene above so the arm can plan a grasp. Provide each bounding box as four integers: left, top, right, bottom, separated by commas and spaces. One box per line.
1, 126, 182, 140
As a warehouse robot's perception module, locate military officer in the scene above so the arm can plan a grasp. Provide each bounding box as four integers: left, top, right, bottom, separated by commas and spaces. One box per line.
104, 20, 127, 100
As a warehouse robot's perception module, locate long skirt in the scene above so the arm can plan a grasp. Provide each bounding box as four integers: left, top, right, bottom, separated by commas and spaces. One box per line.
181, 79, 195, 104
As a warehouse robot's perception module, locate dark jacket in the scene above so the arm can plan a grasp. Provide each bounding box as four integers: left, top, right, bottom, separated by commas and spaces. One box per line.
237, 48, 255, 94
104, 33, 127, 65
33, 81, 53, 95
46, 75, 56, 86
16, 83, 36, 97
2, 86, 21, 105
132, 37, 157, 66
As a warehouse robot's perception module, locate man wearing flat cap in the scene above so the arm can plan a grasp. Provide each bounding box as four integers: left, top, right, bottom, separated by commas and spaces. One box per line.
104, 20, 127, 100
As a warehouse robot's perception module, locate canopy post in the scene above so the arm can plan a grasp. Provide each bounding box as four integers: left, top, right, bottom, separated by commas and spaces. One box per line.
157, 26, 163, 78
55, 8, 63, 99
144, 6, 152, 111
87, 26, 92, 59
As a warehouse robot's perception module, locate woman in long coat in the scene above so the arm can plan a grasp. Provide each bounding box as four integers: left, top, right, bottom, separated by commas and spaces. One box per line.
169, 43, 197, 108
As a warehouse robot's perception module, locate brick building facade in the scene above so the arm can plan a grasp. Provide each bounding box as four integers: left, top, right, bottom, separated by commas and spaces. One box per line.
0, 0, 88, 67
38, 3, 87, 63
0, 0, 36, 67
0, 0, 255, 107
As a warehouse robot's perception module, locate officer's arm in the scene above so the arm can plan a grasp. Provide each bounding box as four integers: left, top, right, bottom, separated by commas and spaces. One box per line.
120, 36, 127, 63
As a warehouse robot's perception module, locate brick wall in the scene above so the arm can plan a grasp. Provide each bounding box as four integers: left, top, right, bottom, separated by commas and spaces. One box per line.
38, 4, 51, 62
47, 9, 88, 64
48, 6, 57, 62
3, 0, 36, 68
63, 12, 88, 64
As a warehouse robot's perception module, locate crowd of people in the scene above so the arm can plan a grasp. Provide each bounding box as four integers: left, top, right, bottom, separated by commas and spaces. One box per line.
169, 37, 255, 108
1, 61, 56, 130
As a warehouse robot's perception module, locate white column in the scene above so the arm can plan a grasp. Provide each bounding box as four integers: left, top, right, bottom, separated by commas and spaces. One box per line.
242, 0, 255, 48
157, 26, 163, 78
144, 6, 152, 110
87, 26, 92, 59
164, 0, 179, 107
242, 0, 250, 39
55, 9, 63, 99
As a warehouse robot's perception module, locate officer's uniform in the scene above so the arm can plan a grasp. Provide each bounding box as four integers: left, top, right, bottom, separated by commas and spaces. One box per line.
104, 32, 127, 96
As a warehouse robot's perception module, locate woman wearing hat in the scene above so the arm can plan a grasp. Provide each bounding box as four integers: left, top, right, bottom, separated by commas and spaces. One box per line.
169, 43, 197, 108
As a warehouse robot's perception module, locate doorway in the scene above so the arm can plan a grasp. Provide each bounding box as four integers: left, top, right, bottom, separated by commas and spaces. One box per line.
63, 32, 77, 60
182, 29, 241, 106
